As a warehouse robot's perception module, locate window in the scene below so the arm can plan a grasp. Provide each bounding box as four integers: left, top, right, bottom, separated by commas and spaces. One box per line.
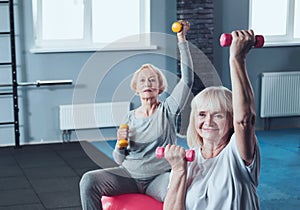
249, 0, 300, 46
31, 0, 152, 53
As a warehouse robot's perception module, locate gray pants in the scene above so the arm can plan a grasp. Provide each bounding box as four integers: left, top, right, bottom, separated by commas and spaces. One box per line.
79, 166, 170, 210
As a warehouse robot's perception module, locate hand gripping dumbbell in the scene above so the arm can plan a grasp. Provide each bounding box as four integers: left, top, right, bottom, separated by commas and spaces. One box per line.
118, 124, 129, 148
219, 33, 264, 48
155, 147, 195, 162
171, 21, 190, 33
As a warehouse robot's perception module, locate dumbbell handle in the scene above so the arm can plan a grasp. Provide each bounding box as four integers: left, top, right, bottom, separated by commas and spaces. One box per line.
155, 147, 195, 162
118, 124, 129, 148
220, 33, 264, 48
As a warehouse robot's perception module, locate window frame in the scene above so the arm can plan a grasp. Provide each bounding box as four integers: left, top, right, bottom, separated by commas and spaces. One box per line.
31, 0, 155, 53
249, 0, 300, 47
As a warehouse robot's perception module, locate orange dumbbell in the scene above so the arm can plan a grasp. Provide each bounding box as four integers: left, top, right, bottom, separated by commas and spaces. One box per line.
118, 124, 129, 148
171, 21, 190, 33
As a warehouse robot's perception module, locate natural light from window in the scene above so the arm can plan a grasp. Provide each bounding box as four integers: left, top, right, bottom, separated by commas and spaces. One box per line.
92, 0, 140, 43
249, 0, 300, 46
294, 0, 300, 38
251, 0, 287, 36
42, 0, 84, 40
31, 0, 151, 53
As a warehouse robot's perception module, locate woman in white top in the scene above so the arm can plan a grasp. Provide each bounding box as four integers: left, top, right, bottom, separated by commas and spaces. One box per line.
163, 29, 261, 210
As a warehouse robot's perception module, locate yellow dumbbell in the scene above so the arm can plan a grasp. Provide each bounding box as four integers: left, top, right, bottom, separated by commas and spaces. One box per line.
171, 21, 190, 33
118, 124, 129, 148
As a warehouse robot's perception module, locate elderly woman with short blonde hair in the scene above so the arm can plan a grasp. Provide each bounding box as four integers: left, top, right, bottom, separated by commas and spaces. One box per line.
164, 30, 261, 210
80, 21, 194, 210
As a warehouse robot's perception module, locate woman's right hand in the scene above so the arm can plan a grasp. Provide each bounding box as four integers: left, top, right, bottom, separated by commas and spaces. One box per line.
117, 125, 129, 148
164, 144, 188, 172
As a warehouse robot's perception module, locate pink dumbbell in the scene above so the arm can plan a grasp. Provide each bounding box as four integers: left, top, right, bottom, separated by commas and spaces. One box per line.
220, 33, 264, 48
155, 147, 195, 162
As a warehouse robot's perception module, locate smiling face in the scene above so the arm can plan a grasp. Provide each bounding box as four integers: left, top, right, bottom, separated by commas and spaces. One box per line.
195, 106, 232, 143
187, 86, 234, 148
135, 67, 160, 99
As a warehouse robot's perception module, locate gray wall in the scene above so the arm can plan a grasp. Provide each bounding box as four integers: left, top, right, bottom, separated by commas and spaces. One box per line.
213, 0, 300, 130
0, 0, 177, 145
1, 0, 299, 146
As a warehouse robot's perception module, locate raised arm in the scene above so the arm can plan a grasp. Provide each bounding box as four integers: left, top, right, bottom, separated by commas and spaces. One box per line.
229, 30, 257, 165
169, 21, 194, 112
163, 144, 188, 210
177, 21, 193, 87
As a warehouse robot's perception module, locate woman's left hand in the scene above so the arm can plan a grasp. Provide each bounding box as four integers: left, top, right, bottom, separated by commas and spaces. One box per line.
230, 29, 255, 60
177, 20, 190, 42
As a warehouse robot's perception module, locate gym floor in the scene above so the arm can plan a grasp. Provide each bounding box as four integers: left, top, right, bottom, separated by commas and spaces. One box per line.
0, 128, 299, 209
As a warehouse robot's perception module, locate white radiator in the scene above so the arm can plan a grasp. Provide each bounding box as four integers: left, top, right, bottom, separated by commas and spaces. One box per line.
59, 101, 130, 130
260, 71, 300, 118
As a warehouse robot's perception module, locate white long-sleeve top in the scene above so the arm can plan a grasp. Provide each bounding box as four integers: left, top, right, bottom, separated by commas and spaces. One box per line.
184, 133, 260, 210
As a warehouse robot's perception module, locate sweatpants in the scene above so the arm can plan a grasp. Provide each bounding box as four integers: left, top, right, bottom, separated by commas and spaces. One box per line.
79, 166, 170, 210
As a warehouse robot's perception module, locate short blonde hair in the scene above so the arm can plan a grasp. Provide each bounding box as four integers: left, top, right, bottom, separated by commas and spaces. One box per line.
130, 64, 167, 94
187, 86, 233, 148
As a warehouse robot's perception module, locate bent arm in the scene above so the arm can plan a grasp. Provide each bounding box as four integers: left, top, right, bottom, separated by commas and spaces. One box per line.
163, 145, 188, 210
229, 30, 257, 165
113, 121, 129, 164
113, 147, 126, 164
164, 171, 187, 210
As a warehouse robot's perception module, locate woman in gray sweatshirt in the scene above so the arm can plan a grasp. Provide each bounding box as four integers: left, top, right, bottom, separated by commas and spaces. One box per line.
80, 20, 193, 210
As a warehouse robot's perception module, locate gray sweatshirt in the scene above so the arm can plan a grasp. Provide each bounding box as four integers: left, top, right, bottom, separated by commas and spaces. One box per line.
113, 41, 193, 179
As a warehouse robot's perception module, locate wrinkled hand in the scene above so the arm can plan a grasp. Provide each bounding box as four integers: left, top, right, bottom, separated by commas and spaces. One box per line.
164, 144, 187, 172
230, 30, 255, 60
177, 20, 190, 42
117, 126, 129, 148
